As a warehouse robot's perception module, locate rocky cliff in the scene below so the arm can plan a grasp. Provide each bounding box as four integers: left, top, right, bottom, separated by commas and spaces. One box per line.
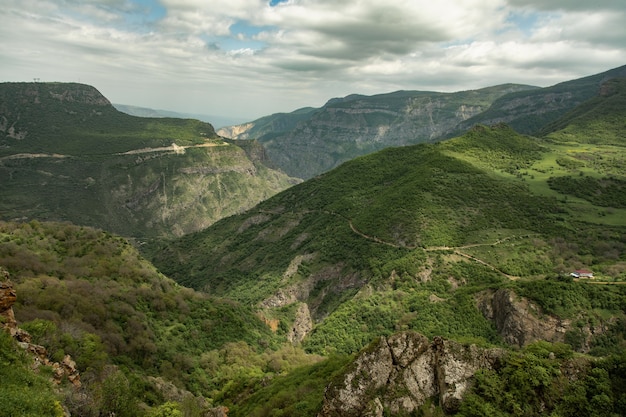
477, 288, 607, 352
221, 84, 534, 179
0, 83, 297, 238
318, 332, 504, 416
477, 288, 567, 347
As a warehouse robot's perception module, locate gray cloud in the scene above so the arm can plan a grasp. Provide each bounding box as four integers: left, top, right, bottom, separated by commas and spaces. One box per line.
1, 0, 625, 120
506, 0, 626, 12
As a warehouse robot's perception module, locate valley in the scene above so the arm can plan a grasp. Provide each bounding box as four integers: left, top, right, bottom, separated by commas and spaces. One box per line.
1, 68, 626, 416
0, 82, 297, 239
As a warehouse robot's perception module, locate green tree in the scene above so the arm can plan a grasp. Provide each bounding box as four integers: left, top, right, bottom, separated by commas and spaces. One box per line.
98, 369, 142, 417
149, 401, 182, 417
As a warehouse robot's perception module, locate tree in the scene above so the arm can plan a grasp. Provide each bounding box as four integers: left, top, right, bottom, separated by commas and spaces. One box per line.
149, 402, 182, 417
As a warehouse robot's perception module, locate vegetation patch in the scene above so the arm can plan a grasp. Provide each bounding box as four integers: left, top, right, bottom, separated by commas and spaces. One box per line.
548, 175, 626, 208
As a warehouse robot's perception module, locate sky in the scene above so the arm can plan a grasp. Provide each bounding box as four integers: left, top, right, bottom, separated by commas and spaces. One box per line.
1, 0, 626, 122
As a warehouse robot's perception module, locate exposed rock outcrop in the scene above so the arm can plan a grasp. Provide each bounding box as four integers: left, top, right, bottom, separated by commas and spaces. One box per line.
1, 274, 29, 343
287, 303, 313, 344
477, 288, 610, 352
221, 85, 534, 179
318, 332, 503, 416
477, 288, 570, 347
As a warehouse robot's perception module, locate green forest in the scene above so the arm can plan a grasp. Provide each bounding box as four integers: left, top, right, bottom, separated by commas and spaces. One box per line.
2, 73, 626, 416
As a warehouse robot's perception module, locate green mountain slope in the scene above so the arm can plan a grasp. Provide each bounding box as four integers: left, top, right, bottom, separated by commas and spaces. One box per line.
0, 82, 297, 238
0, 220, 326, 416
220, 84, 536, 179
453, 64, 626, 136
2, 77, 626, 416
0, 330, 63, 416
150, 118, 626, 349
540, 77, 626, 145
145, 85, 626, 413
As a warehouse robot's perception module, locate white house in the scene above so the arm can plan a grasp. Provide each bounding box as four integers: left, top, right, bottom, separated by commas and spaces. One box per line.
570, 269, 594, 278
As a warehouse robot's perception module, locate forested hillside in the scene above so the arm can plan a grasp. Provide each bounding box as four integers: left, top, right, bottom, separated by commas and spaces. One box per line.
145, 78, 626, 414
2, 71, 626, 416
0, 82, 296, 238
0, 221, 330, 416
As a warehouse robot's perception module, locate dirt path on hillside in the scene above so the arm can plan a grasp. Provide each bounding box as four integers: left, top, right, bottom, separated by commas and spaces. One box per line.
116, 142, 227, 155
345, 217, 520, 279
0, 142, 227, 161
0, 153, 69, 160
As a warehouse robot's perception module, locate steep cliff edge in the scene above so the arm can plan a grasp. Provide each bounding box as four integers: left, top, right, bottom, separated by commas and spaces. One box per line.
477, 288, 568, 347
318, 332, 504, 416
0, 82, 296, 238
477, 288, 608, 352
221, 84, 534, 179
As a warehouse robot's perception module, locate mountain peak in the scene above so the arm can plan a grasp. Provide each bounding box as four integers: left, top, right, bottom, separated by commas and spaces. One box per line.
1, 81, 111, 108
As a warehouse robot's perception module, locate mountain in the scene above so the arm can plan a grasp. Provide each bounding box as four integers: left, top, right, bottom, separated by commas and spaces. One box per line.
143, 82, 626, 414
540, 76, 626, 144
2, 75, 626, 416
150, 83, 626, 356
451, 64, 626, 136
219, 84, 537, 179
113, 103, 246, 128
0, 82, 297, 238
219, 65, 626, 180
0, 220, 322, 416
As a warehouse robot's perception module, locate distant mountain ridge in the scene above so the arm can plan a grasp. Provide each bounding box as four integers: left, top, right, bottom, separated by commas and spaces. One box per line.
451, 64, 626, 136
219, 83, 537, 179
113, 103, 246, 128
0, 82, 296, 238
220, 65, 626, 180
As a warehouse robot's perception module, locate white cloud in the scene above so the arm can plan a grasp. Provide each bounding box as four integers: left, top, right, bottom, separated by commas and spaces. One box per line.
1, 0, 625, 120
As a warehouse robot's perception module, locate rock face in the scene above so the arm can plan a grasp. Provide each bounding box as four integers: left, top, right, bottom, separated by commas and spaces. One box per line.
477, 288, 569, 347
477, 288, 607, 352
318, 332, 503, 416
1, 275, 20, 339
287, 303, 313, 344
221, 85, 534, 179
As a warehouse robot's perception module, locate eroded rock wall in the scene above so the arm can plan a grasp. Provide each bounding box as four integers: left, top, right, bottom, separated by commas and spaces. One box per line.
318, 332, 503, 416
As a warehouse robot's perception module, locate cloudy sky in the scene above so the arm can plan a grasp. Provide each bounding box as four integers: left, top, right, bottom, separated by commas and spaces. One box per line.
1, 0, 625, 122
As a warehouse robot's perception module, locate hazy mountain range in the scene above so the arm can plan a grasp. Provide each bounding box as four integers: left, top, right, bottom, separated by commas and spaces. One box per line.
113, 103, 247, 129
